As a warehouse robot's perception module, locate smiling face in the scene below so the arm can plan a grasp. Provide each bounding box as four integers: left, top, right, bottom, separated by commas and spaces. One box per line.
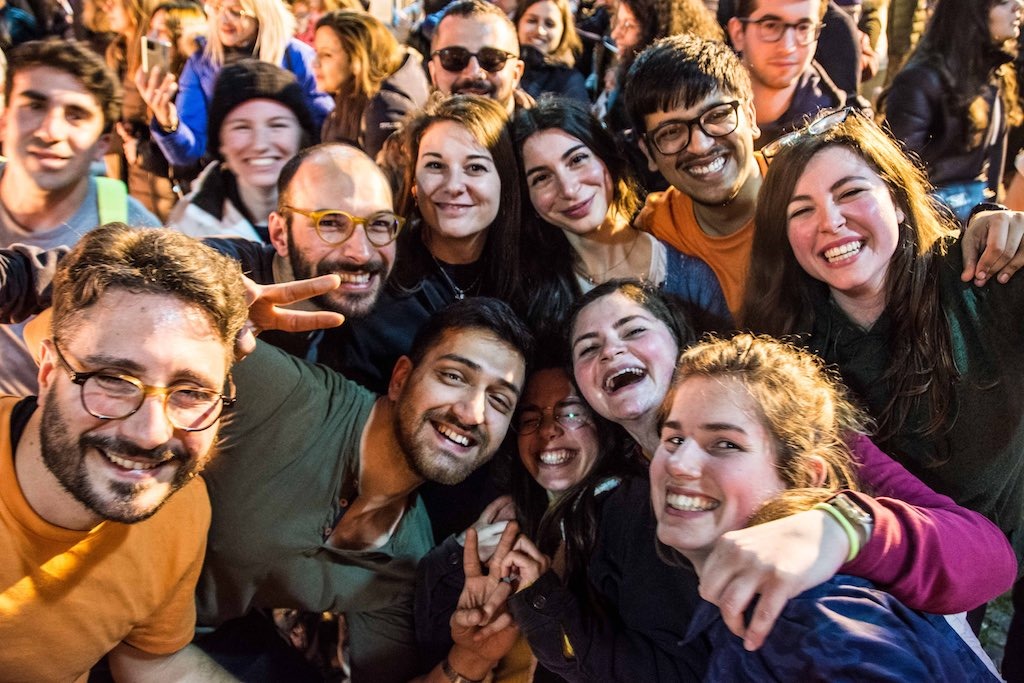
270, 149, 396, 318
516, 367, 600, 494
1, 67, 110, 195
571, 291, 679, 440
650, 374, 784, 568
786, 145, 903, 322
728, 0, 821, 92
522, 128, 613, 236
990, 0, 1024, 43
214, 0, 258, 47
312, 25, 350, 94
642, 90, 760, 208
518, 0, 565, 55
429, 14, 525, 112
414, 119, 501, 263
36, 289, 227, 526
218, 98, 303, 192
389, 327, 525, 486
610, 1, 642, 54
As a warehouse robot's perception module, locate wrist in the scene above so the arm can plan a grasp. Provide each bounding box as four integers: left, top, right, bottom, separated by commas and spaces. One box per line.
445, 646, 494, 682
158, 108, 178, 134
814, 492, 874, 562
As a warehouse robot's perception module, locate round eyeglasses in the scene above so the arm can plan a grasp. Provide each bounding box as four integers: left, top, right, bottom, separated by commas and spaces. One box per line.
515, 403, 592, 435
281, 206, 405, 247
737, 17, 824, 46
645, 100, 741, 156
51, 341, 234, 432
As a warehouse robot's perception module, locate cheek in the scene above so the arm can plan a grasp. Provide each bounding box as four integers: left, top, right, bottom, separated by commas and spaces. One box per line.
787, 222, 818, 268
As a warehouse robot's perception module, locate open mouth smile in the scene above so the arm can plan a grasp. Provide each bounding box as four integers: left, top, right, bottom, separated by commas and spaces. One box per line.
666, 492, 719, 512
434, 421, 477, 448
823, 240, 863, 264
604, 367, 646, 393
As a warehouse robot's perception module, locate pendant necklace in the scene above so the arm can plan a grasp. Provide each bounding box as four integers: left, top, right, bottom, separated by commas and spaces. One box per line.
430, 251, 481, 300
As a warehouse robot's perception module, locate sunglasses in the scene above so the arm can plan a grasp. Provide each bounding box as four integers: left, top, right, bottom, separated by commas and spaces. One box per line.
761, 107, 859, 159
430, 46, 518, 73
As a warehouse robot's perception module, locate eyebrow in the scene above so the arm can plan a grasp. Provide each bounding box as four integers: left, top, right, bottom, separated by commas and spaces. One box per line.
524, 143, 588, 179
422, 151, 494, 162
437, 353, 522, 395
80, 353, 221, 389
572, 314, 646, 348
788, 175, 869, 204
661, 418, 748, 435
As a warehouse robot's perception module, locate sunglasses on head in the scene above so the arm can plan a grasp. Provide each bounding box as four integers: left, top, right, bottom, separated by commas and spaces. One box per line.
430, 46, 518, 73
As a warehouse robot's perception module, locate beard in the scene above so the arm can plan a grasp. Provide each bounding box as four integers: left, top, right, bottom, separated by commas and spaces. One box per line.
393, 404, 491, 486
39, 398, 211, 524
287, 239, 388, 319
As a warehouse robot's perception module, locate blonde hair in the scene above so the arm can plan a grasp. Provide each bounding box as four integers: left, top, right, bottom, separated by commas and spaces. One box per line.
207, 0, 296, 66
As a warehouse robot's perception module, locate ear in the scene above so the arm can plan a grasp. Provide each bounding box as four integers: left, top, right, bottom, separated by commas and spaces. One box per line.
637, 136, 659, 173
806, 454, 828, 487
92, 132, 111, 160
510, 57, 525, 88
36, 338, 59, 404
387, 355, 414, 402
895, 205, 906, 225
268, 210, 291, 259
727, 17, 746, 52
743, 99, 761, 141
427, 57, 439, 89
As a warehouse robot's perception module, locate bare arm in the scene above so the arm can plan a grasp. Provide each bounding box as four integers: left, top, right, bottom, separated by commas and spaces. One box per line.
108, 643, 238, 682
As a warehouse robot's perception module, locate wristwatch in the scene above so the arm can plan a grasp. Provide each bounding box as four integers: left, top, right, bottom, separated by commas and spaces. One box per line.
827, 491, 874, 550
442, 658, 484, 683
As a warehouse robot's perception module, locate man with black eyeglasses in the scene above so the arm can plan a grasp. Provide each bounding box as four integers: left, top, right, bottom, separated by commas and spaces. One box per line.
0, 224, 242, 681
726, 0, 865, 151
428, 0, 530, 114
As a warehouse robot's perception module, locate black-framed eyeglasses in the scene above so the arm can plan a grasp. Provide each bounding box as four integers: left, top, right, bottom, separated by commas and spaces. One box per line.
737, 17, 824, 46
280, 206, 405, 247
645, 100, 742, 156
51, 340, 235, 432
761, 106, 858, 160
515, 403, 592, 435
430, 46, 518, 73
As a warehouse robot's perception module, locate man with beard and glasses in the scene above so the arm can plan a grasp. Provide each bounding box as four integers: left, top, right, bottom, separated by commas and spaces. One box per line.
0, 224, 244, 681
623, 34, 1024, 321
192, 297, 531, 682
428, 0, 530, 115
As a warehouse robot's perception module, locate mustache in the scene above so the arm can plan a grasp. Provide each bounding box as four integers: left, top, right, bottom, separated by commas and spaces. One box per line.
675, 146, 728, 170
427, 408, 485, 445
316, 257, 388, 278
451, 79, 495, 95
81, 434, 186, 463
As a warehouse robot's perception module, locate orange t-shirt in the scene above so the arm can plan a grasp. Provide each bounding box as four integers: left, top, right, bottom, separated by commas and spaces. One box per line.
0, 396, 210, 682
637, 155, 769, 317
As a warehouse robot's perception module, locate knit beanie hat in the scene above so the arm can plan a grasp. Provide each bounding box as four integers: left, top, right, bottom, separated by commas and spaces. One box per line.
207, 59, 318, 158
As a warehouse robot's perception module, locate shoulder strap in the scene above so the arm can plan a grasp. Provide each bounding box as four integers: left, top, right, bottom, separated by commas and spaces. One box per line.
94, 176, 129, 225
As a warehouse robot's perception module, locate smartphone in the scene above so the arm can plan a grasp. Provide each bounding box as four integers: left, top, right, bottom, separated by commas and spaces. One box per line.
141, 36, 172, 74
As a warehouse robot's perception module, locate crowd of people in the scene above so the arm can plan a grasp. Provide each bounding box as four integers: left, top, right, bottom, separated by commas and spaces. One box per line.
3, 0, 1024, 681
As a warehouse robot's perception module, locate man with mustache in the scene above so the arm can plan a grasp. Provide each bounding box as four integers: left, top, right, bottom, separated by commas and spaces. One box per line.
0, 40, 159, 396
428, 0, 529, 115
0, 224, 242, 681
195, 297, 531, 682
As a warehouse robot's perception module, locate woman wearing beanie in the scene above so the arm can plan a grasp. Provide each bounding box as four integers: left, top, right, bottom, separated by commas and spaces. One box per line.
137, 0, 332, 169
166, 59, 317, 241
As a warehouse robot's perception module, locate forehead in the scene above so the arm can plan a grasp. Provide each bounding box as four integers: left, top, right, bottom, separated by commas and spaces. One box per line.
290, 154, 393, 213
419, 120, 492, 159
648, 88, 742, 122
793, 145, 881, 192
747, 0, 820, 19
522, 367, 576, 406
574, 291, 658, 334
64, 289, 229, 387
672, 374, 760, 426
223, 98, 297, 123
522, 1, 560, 18
522, 128, 586, 163
9, 67, 103, 110
435, 14, 518, 52
419, 327, 525, 385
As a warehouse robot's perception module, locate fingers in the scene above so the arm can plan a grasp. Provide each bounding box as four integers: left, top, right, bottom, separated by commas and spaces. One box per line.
474, 611, 518, 641
962, 210, 1024, 285
699, 567, 759, 640
259, 274, 342, 305
463, 527, 483, 578
487, 521, 520, 572
739, 590, 788, 652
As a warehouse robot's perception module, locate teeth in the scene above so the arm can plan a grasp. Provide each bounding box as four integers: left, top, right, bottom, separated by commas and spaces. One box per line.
605, 367, 645, 391
105, 452, 162, 471
666, 493, 719, 512
437, 424, 470, 446
823, 241, 863, 263
688, 156, 726, 176
539, 449, 573, 465
337, 272, 371, 284
247, 158, 276, 167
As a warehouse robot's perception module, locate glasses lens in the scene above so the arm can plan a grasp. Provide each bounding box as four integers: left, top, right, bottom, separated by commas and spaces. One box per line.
315, 212, 355, 243
167, 388, 224, 431
516, 412, 542, 434
437, 47, 471, 71
476, 47, 511, 72
365, 212, 401, 246
82, 374, 143, 419
652, 122, 688, 155
699, 103, 739, 137
556, 409, 589, 430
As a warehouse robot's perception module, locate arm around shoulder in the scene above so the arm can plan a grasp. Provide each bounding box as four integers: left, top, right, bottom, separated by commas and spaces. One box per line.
108, 642, 238, 682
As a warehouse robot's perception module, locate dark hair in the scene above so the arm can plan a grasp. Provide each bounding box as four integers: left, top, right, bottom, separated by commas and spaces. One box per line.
7, 40, 123, 134
51, 223, 249, 357
615, 0, 723, 83
734, 0, 827, 20
432, 0, 518, 52
315, 10, 407, 146
397, 95, 523, 303
568, 279, 696, 360
624, 34, 751, 137
741, 113, 960, 453
516, 0, 583, 67
880, 0, 1022, 147
407, 296, 534, 366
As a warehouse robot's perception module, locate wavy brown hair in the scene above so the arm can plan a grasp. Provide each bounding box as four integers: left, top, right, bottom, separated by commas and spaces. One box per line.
741, 113, 960, 451
516, 0, 583, 67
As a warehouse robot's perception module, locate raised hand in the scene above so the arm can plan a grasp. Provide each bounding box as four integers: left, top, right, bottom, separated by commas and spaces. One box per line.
134, 66, 179, 131
236, 274, 345, 358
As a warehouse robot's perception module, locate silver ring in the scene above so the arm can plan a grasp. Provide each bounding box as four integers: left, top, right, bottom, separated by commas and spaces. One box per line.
499, 576, 515, 585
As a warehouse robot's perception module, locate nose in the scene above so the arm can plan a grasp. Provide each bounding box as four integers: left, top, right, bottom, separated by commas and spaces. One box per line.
557, 170, 579, 199
250, 123, 270, 149
461, 55, 485, 79
684, 122, 715, 155
117, 395, 176, 450
338, 223, 374, 263
36, 107, 68, 142
441, 167, 467, 195
819, 199, 845, 233
454, 389, 487, 426
779, 25, 798, 50
538, 412, 564, 439
599, 338, 626, 363
665, 439, 703, 479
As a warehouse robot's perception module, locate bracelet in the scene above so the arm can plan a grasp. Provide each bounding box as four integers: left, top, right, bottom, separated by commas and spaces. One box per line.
814, 502, 860, 562
441, 658, 484, 683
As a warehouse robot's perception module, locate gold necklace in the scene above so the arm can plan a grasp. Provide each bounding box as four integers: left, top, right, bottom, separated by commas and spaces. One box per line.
574, 230, 645, 285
